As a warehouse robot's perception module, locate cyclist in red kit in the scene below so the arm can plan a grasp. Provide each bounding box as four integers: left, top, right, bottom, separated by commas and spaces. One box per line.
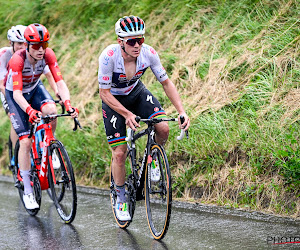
5, 23, 78, 209
0, 25, 57, 162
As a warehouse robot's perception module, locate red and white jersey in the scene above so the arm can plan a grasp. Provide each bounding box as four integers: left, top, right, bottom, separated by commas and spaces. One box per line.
98, 44, 168, 95
0, 46, 50, 82
5, 48, 62, 93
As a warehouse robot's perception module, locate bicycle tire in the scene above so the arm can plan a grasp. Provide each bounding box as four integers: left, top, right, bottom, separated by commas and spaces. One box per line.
110, 152, 136, 229
145, 144, 172, 240
48, 140, 77, 224
14, 140, 42, 216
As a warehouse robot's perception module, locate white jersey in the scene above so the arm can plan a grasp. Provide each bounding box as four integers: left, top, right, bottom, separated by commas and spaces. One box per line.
0, 47, 13, 81
0, 46, 50, 82
98, 44, 168, 95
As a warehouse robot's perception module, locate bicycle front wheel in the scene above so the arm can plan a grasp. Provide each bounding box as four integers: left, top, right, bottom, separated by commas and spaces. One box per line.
48, 141, 77, 224
145, 144, 172, 240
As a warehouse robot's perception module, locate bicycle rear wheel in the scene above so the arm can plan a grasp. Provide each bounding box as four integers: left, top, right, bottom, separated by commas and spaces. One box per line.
48, 141, 77, 224
14, 140, 42, 216
145, 144, 172, 240
110, 151, 136, 228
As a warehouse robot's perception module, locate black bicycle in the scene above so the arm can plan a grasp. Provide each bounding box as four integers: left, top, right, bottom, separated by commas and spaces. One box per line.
110, 116, 188, 240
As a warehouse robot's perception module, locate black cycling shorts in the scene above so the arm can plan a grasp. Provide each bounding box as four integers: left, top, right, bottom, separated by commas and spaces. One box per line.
5, 81, 54, 139
102, 81, 166, 147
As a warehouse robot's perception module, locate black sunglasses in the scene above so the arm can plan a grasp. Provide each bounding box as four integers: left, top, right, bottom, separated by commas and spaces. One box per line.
120, 37, 145, 46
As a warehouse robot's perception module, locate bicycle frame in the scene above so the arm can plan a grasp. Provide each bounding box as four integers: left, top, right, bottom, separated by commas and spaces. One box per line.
33, 122, 56, 190
127, 124, 156, 188
16, 122, 55, 190
126, 116, 188, 188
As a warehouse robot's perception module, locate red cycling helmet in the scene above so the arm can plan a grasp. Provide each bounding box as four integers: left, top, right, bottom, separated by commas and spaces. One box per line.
24, 23, 50, 42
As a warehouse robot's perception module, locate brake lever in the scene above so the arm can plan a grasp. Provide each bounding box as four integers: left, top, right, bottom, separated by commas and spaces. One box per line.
177, 115, 189, 140
73, 117, 82, 131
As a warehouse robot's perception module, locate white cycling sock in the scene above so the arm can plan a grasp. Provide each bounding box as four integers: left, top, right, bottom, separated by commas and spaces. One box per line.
115, 184, 126, 203
20, 170, 33, 195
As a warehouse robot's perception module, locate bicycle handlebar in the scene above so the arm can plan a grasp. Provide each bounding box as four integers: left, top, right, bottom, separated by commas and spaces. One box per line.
125, 116, 188, 142
54, 99, 65, 114
28, 113, 82, 138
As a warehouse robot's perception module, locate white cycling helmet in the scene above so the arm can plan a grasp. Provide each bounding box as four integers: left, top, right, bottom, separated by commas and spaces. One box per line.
115, 16, 145, 37
7, 25, 27, 42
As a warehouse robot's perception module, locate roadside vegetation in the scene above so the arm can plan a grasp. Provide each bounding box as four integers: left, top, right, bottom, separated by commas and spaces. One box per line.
0, 0, 299, 218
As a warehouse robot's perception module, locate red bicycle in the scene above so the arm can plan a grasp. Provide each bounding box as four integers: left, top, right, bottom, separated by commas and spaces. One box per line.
13, 113, 81, 224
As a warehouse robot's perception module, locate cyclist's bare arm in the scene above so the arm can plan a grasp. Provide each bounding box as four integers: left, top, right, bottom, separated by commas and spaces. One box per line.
55, 80, 70, 102
44, 71, 59, 98
99, 88, 140, 130
160, 78, 190, 130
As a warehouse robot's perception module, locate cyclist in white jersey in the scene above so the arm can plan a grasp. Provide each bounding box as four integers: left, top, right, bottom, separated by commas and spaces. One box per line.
0, 25, 57, 159
98, 16, 190, 221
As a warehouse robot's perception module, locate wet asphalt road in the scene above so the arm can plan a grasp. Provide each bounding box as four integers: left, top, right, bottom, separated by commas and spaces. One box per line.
0, 175, 299, 249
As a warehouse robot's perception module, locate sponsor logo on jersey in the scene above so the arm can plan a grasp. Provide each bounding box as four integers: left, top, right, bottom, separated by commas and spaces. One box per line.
150, 48, 156, 55
13, 81, 19, 86
102, 109, 107, 118
57, 72, 62, 76
107, 49, 114, 57
154, 107, 159, 112
159, 72, 167, 79
118, 74, 127, 83
134, 70, 143, 78
146, 95, 154, 104
103, 55, 110, 65
102, 76, 110, 81
156, 67, 164, 74
114, 133, 120, 138
110, 115, 117, 129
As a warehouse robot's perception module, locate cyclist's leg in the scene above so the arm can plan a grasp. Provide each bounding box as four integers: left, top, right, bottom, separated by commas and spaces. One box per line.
134, 86, 169, 145
10, 126, 18, 149
102, 101, 131, 221
18, 138, 33, 193
5, 89, 39, 209
102, 101, 127, 188
31, 82, 56, 133
111, 145, 127, 187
